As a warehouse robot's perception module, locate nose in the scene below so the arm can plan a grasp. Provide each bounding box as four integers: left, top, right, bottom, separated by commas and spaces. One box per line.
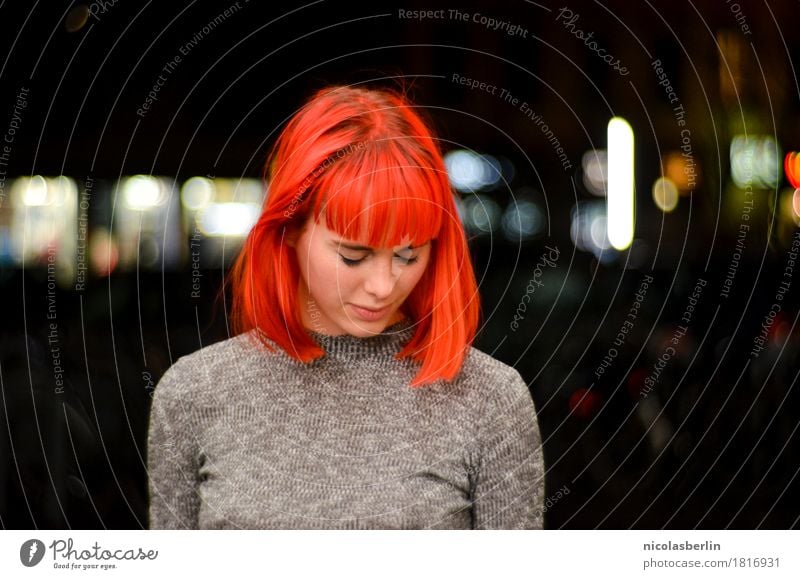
362, 256, 400, 301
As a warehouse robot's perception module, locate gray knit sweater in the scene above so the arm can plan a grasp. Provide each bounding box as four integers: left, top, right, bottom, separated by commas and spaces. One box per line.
147, 319, 546, 529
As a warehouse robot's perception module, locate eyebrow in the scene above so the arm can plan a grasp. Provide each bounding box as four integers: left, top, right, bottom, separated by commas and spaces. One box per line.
330, 239, 419, 251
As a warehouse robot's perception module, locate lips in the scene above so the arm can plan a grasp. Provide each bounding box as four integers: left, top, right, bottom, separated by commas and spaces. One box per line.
350, 304, 390, 321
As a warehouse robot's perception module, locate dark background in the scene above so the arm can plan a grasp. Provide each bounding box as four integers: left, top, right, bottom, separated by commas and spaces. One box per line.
1, 0, 799, 528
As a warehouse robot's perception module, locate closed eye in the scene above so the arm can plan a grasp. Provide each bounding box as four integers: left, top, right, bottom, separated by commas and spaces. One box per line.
339, 255, 363, 266
338, 254, 419, 266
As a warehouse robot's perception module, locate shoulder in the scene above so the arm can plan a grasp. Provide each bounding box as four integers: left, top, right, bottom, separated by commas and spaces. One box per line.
460, 346, 527, 388
451, 345, 530, 407
153, 330, 285, 405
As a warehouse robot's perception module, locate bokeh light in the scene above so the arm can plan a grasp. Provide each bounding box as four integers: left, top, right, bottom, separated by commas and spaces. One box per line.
730, 135, 781, 189
652, 177, 679, 212
444, 150, 503, 192
607, 117, 635, 250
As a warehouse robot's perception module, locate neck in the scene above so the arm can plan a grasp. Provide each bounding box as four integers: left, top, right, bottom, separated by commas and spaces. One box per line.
306, 318, 415, 358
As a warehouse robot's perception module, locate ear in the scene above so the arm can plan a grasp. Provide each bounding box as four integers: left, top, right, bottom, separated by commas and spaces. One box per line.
286, 213, 315, 248
284, 224, 301, 248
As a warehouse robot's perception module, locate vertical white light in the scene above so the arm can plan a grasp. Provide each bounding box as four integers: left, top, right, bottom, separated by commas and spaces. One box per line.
607, 117, 635, 250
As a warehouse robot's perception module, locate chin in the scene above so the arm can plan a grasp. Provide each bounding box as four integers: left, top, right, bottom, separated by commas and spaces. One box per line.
343, 317, 391, 337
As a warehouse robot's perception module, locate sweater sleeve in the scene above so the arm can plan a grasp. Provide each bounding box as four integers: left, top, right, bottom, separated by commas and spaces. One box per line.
146, 361, 202, 529
471, 369, 546, 529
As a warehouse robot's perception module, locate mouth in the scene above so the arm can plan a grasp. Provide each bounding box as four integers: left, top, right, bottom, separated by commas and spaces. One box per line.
349, 304, 391, 321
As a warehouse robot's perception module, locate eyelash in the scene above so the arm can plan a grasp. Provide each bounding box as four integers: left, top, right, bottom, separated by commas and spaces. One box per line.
339, 255, 419, 267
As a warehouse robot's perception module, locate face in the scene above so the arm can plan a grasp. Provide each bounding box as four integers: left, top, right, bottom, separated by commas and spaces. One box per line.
290, 214, 432, 337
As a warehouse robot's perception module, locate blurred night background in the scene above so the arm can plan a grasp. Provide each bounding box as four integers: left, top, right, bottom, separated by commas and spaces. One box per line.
2, 0, 800, 529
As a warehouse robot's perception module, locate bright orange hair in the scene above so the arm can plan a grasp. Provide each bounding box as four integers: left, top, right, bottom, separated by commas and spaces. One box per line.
226, 84, 481, 387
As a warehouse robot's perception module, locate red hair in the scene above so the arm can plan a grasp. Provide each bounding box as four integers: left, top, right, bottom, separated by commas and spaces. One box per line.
226, 84, 481, 387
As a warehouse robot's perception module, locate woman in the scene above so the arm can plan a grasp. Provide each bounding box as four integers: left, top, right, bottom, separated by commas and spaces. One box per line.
147, 84, 546, 529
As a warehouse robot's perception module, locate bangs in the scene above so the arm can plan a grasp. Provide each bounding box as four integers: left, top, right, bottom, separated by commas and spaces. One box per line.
311, 138, 446, 248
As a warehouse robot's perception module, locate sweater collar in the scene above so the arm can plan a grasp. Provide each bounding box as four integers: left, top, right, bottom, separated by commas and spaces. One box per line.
307, 318, 416, 358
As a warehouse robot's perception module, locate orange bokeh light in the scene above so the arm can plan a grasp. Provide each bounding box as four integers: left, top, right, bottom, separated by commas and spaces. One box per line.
785, 152, 800, 188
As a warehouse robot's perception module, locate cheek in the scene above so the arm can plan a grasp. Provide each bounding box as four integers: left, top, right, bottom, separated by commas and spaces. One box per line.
308, 256, 358, 297
400, 261, 429, 294
307, 259, 333, 291
332, 264, 361, 294
297, 243, 331, 292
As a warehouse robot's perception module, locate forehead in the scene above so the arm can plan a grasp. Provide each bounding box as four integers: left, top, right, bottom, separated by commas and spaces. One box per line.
304, 213, 417, 249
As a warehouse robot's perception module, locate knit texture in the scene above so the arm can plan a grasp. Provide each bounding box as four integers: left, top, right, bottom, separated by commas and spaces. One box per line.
147, 319, 546, 529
